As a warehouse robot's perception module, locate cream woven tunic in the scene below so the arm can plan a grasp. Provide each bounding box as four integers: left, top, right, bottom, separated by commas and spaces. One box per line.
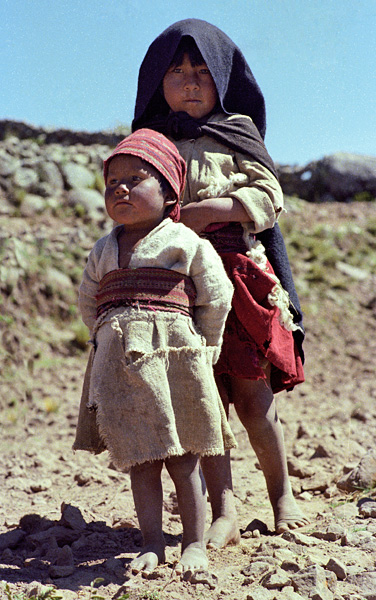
74, 219, 236, 469
172, 112, 284, 234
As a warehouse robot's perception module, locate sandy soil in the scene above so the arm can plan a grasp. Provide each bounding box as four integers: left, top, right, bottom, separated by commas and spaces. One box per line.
1, 201, 376, 600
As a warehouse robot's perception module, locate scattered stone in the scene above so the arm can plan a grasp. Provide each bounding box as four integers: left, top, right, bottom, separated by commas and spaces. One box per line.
189, 570, 218, 589
48, 563, 75, 578
243, 518, 269, 536
261, 566, 291, 589
104, 557, 124, 577
67, 188, 104, 217
326, 557, 347, 580
112, 517, 136, 529
311, 444, 331, 459
242, 561, 273, 582
60, 503, 86, 531
346, 570, 376, 594
280, 560, 301, 573
301, 474, 330, 493
27, 583, 59, 599
290, 565, 336, 597
0, 528, 26, 551
20, 193, 47, 216
30, 478, 52, 493
341, 530, 376, 551
359, 500, 376, 518
337, 449, 376, 492
29, 525, 80, 547
287, 457, 315, 478
61, 162, 96, 190
281, 530, 320, 547
311, 524, 347, 542
246, 589, 274, 600
12, 167, 39, 190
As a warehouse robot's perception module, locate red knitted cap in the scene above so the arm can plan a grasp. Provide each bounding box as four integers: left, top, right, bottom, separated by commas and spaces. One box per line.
103, 128, 186, 201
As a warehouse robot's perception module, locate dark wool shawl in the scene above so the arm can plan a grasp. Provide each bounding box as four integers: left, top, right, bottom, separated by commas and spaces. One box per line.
132, 19, 304, 354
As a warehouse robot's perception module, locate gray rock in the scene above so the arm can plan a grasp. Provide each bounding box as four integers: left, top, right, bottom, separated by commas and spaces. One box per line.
29, 525, 80, 547
291, 565, 335, 596
61, 162, 96, 189
0, 151, 20, 176
346, 571, 376, 594
0, 529, 26, 551
337, 449, 376, 492
48, 563, 75, 578
325, 557, 347, 580
341, 530, 376, 551
67, 188, 104, 216
37, 161, 64, 190
311, 524, 347, 541
278, 152, 376, 202
359, 500, 376, 518
60, 503, 86, 531
262, 566, 291, 589
281, 530, 320, 547
246, 589, 274, 600
30, 478, 52, 492
242, 560, 273, 582
190, 570, 218, 589
44, 268, 74, 295
19, 193, 47, 216
12, 166, 39, 190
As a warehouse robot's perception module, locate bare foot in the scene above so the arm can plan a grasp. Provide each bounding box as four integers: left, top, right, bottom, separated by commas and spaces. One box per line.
204, 516, 241, 549
274, 493, 310, 534
131, 543, 165, 575
175, 543, 208, 576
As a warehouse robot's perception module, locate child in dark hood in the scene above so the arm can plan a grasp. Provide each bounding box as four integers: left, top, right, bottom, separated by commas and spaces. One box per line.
132, 19, 308, 549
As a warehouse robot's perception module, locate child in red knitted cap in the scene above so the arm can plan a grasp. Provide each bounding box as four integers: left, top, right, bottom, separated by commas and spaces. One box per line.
74, 128, 235, 577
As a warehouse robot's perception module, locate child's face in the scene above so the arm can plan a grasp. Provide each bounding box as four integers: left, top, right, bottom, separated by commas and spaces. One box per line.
105, 155, 175, 231
163, 53, 218, 120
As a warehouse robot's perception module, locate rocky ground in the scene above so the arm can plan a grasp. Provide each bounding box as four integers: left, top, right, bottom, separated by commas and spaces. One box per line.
1, 132, 376, 599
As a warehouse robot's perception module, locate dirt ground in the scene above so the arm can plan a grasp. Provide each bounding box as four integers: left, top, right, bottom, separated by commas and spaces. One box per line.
1, 201, 376, 600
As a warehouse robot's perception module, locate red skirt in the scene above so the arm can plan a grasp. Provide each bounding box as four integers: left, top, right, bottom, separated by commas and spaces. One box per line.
214, 251, 304, 393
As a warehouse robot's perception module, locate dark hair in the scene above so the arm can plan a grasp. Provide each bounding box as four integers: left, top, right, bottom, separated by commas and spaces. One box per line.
169, 36, 205, 68
158, 174, 176, 200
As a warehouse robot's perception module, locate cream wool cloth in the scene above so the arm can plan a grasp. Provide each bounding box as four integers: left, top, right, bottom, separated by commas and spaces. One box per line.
171, 113, 284, 235
74, 219, 236, 469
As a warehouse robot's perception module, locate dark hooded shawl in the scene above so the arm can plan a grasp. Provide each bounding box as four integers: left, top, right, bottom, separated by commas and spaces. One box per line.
132, 18, 304, 355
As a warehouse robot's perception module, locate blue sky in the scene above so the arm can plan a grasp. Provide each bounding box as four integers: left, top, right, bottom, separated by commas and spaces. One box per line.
1, 0, 375, 165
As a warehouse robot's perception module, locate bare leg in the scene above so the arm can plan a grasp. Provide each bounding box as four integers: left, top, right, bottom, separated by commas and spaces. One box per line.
165, 453, 208, 575
130, 460, 166, 574
201, 374, 241, 548
231, 365, 309, 533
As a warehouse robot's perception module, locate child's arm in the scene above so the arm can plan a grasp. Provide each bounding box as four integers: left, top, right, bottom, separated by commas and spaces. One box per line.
180, 158, 283, 234
78, 250, 100, 335
180, 197, 249, 233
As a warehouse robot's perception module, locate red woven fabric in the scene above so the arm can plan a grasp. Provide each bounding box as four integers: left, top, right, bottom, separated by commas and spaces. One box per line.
214, 252, 304, 393
95, 267, 196, 319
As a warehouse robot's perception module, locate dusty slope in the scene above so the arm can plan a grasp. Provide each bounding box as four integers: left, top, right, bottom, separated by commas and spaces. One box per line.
1, 200, 376, 600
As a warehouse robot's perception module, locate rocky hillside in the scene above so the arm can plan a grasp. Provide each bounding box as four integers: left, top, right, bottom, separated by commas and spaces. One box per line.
1, 121, 376, 600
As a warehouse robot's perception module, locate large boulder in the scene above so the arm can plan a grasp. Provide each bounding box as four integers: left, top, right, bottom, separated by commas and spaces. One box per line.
278, 152, 376, 202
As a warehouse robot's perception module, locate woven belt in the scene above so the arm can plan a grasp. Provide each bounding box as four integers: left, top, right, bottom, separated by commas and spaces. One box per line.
96, 267, 197, 319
